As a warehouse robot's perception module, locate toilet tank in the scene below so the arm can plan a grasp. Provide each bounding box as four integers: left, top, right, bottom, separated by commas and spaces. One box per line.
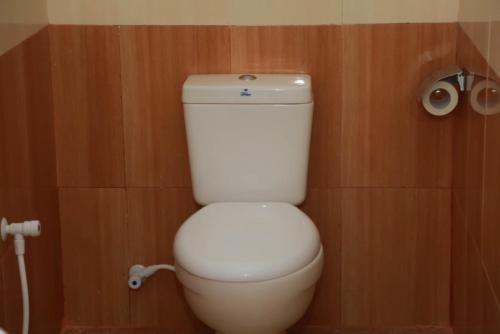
182, 74, 313, 205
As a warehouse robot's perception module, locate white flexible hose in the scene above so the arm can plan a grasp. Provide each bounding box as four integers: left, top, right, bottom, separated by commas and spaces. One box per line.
17, 254, 29, 334
144, 264, 176, 275
1, 220, 39, 334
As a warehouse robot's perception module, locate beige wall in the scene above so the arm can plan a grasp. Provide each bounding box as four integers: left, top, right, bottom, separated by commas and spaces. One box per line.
0, 0, 48, 55
343, 0, 458, 24
46, 0, 342, 25
1, 0, 462, 55
459, 0, 500, 76
46, 0, 459, 25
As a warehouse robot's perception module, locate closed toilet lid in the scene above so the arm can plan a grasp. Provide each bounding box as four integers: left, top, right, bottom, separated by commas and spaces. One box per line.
174, 202, 321, 282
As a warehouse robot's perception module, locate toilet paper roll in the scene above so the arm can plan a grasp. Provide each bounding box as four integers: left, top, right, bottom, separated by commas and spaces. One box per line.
422, 80, 460, 116
470, 79, 500, 116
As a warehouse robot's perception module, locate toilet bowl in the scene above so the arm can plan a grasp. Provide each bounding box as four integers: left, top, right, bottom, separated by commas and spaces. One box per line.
174, 203, 323, 334
175, 74, 322, 333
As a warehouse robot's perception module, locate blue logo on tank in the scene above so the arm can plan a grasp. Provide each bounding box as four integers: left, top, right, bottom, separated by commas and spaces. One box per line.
240, 88, 252, 97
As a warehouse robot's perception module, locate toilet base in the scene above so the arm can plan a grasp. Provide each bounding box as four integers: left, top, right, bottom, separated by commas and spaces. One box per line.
176, 247, 324, 334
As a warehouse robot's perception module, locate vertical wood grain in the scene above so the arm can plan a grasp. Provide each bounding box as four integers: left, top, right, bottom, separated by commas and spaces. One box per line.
297, 189, 342, 329
196, 26, 231, 73
0, 28, 63, 334
481, 18, 500, 299
44, 23, 459, 333
341, 189, 450, 328
59, 188, 129, 325
126, 188, 209, 332
0, 45, 31, 188
120, 26, 230, 187
22, 28, 58, 188
50, 26, 125, 187
305, 26, 343, 188
341, 24, 456, 188
0, 30, 57, 188
451, 25, 500, 334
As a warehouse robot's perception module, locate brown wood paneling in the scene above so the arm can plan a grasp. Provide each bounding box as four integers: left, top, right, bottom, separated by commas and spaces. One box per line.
341, 24, 456, 188
50, 26, 125, 187
0, 29, 57, 188
45, 23, 459, 333
412, 190, 451, 324
305, 26, 343, 188
297, 189, 342, 329
451, 23, 500, 334
59, 188, 129, 325
482, 22, 500, 296
0, 27, 63, 334
196, 26, 231, 74
451, 189, 468, 334
120, 26, 230, 187
0, 244, 22, 333
126, 188, 209, 332
481, 117, 500, 311
341, 188, 450, 328
22, 28, 58, 188
0, 44, 31, 188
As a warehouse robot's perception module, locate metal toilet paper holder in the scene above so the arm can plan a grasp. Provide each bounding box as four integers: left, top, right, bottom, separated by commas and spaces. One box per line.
420, 65, 500, 116
419, 65, 466, 97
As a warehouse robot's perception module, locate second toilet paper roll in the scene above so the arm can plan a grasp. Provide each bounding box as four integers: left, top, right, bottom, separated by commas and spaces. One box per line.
470, 80, 500, 115
422, 80, 459, 116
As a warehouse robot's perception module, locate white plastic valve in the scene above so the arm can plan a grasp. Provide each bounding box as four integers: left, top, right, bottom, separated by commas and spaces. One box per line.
128, 263, 176, 290
1, 218, 41, 241
128, 264, 146, 290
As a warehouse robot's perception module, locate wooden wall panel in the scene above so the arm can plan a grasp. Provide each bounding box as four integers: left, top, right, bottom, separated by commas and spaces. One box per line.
305, 26, 343, 189
452, 26, 500, 334
0, 46, 32, 188
120, 26, 230, 187
0, 28, 57, 188
21, 29, 59, 188
0, 28, 63, 334
0, 245, 22, 333
126, 188, 209, 332
341, 189, 450, 328
50, 26, 125, 187
478, 20, 500, 333
51, 23, 456, 333
59, 188, 129, 325
341, 24, 456, 188
297, 189, 342, 329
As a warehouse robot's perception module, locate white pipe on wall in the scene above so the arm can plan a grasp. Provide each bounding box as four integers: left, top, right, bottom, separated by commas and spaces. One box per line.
17, 252, 29, 334
1, 218, 42, 334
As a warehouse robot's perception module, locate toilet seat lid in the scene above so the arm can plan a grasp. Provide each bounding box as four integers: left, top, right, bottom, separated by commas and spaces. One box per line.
174, 202, 320, 282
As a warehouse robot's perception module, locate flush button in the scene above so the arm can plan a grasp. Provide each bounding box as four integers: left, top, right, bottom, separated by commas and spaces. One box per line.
239, 74, 257, 81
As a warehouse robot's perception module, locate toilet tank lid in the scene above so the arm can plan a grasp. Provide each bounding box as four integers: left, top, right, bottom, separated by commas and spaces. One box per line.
182, 74, 312, 104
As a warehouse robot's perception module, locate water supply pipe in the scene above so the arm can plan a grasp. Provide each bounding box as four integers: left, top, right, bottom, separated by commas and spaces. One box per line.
128, 264, 176, 289
1, 218, 41, 334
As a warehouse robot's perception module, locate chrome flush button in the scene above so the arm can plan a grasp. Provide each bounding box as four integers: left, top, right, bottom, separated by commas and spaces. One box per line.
239, 74, 257, 81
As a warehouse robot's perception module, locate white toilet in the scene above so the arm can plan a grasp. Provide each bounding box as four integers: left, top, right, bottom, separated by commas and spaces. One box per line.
174, 74, 324, 334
